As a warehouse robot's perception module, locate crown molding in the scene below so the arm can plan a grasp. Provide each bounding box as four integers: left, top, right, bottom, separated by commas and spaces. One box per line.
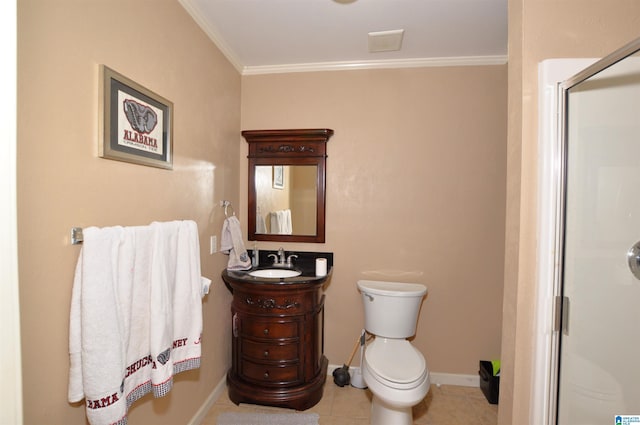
178, 0, 244, 73
241, 55, 508, 75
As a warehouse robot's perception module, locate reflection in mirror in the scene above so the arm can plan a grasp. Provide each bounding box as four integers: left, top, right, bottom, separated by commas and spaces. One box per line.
255, 165, 318, 236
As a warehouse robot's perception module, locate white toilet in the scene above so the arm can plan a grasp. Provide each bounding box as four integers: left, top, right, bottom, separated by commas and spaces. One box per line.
357, 280, 430, 425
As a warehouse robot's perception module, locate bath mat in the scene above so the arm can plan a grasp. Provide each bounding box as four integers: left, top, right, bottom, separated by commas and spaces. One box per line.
216, 411, 319, 425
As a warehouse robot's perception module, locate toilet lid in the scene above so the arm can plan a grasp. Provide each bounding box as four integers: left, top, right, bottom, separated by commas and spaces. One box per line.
365, 339, 426, 384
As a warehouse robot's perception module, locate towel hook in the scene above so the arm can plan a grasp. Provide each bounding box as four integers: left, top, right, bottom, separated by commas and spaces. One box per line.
221, 200, 235, 218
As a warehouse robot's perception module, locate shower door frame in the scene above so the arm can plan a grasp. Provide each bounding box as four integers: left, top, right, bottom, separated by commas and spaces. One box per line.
534, 36, 640, 425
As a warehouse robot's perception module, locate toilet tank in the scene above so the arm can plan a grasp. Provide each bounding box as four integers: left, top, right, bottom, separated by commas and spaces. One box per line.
357, 280, 427, 338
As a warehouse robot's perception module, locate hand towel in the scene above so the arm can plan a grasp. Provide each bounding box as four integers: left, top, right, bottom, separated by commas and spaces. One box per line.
220, 215, 251, 270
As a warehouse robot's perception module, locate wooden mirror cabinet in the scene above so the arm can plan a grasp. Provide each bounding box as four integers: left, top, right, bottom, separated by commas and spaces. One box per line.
243, 129, 334, 243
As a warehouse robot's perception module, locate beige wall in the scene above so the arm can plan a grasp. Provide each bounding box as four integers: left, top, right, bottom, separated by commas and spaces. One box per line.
501, 1, 640, 424
17, 0, 239, 423
241, 66, 508, 375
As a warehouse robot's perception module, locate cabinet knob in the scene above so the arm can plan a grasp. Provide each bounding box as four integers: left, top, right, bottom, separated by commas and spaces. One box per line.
263, 371, 270, 379
263, 350, 269, 358
263, 328, 269, 335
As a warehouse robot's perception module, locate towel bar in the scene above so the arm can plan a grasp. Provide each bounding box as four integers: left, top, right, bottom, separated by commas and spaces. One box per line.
71, 227, 83, 245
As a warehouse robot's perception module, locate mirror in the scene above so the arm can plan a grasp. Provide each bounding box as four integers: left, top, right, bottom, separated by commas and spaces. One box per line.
243, 129, 334, 243
255, 165, 318, 236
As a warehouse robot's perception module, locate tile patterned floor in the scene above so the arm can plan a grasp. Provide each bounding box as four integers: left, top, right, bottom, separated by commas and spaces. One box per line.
201, 383, 498, 425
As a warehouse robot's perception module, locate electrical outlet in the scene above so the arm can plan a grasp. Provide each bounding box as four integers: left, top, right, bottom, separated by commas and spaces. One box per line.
210, 235, 217, 254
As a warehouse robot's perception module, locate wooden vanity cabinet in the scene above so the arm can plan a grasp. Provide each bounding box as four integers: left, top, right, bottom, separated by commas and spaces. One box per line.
224, 275, 328, 410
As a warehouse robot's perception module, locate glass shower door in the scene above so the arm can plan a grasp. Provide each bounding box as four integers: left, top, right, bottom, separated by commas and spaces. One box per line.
557, 46, 640, 424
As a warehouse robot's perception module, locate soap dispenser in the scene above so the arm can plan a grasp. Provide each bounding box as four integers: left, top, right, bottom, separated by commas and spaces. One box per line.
252, 243, 259, 267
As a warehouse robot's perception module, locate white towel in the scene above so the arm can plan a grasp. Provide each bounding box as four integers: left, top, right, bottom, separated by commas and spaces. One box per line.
270, 211, 280, 234
68, 221, 205, 425
68, 226, 129, 424
282, 209, 292, 235
153, 221, 203, 383
148, 221, 178, 397
269, 209, 292, 235
220, 215, 251, 270
256, 213, 267, 234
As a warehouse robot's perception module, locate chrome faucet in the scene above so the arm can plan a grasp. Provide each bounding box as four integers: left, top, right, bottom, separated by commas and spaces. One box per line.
268, 248, 297, 268
278, 247, 285, 264
267, 247, 287, 267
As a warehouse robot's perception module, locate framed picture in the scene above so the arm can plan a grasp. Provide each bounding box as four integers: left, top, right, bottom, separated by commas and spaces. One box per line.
273, 165, 284, 189
99, 65, 173, 169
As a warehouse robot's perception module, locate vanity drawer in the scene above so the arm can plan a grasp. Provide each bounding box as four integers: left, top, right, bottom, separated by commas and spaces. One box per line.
242, 320, 298, 339
242, 340, 298, 361
242, 361, 300, 384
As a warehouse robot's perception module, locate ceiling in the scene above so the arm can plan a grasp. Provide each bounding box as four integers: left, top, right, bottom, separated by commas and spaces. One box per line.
178, 0, 508, 75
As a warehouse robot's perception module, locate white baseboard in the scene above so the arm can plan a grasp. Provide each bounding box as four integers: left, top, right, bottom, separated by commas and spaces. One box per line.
328, 364, 479, 388
188, 375, 227, 425
429, 372, 479, 387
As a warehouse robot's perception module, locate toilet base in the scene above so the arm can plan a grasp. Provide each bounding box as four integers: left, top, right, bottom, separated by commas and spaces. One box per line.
370, 395, 413, 425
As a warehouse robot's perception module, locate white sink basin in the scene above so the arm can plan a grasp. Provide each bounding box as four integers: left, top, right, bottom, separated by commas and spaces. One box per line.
249, 269, 302, 278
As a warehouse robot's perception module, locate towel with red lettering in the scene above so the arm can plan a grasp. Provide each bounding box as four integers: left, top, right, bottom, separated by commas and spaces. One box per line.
68, 221, 204, 425
148, 220, 203, 397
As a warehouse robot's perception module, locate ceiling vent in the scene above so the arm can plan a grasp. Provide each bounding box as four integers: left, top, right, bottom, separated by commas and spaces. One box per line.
368, 29, 405, 53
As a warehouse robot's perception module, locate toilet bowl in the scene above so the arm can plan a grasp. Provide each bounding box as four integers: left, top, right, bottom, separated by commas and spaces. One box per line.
357, 280, 430, 425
